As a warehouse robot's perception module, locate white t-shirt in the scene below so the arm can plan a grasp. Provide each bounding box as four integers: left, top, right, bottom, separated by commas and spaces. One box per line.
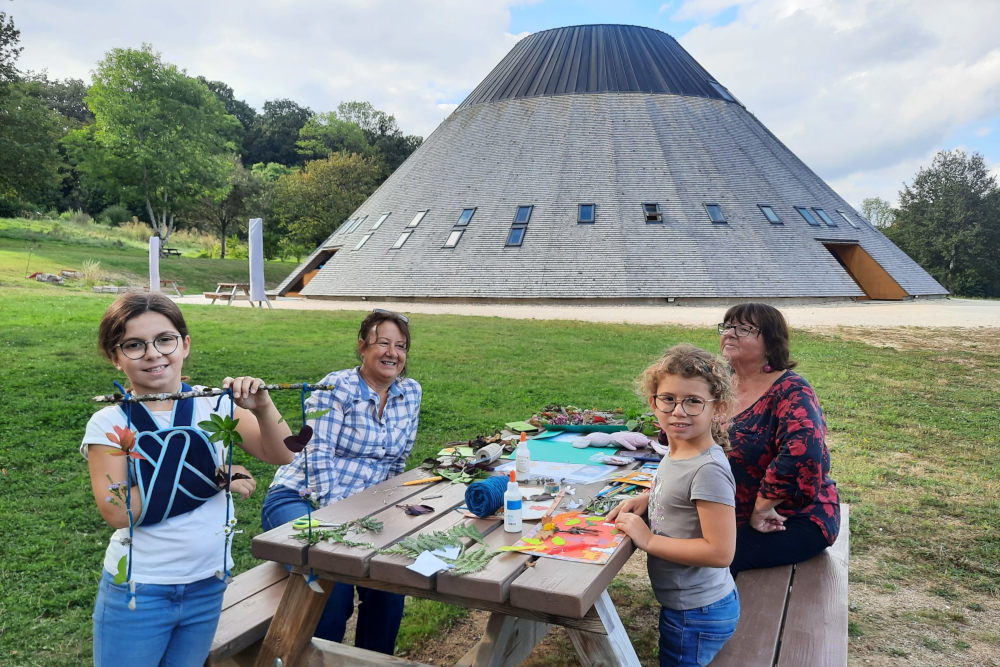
81, 392, 236, 584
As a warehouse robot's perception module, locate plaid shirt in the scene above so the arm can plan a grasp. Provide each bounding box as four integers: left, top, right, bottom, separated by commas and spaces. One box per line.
270, 367, 422, 507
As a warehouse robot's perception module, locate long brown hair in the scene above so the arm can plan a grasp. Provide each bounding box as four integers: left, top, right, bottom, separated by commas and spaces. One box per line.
638, 344, 735, 451
98, 292, 189, 362
722, 303, 797, 371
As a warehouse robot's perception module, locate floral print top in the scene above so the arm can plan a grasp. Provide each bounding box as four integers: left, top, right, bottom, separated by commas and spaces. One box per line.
727, 370, 840, 545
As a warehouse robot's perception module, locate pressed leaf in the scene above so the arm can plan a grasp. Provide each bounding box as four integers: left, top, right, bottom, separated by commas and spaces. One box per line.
113, 556, 128, 585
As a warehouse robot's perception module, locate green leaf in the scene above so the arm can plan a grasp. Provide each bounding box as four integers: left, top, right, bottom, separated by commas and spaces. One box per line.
198, 419, 222, 433
305, 409, 332, 420
565, 519, 581, 526
524, 538, 542, 545
551, 536, 566, 546
113, 556, 128, 585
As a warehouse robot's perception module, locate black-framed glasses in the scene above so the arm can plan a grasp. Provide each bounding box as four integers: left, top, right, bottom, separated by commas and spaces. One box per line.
117, 333, 182, 360
718, 322, 760, 338
372, 308, 409, 323
653, 395, 718, 416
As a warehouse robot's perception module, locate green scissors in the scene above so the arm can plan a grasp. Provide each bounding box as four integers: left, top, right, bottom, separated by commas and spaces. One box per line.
291, 517, 343, 530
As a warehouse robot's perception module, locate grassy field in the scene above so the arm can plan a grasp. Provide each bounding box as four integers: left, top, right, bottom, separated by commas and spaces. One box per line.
1, 288, 998, 663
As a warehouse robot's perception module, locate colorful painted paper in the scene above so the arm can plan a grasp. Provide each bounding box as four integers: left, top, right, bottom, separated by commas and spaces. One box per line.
502, 512, 626, 564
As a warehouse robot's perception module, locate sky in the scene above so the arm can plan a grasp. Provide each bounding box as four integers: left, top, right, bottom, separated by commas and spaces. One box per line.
10, 0, 1000, 209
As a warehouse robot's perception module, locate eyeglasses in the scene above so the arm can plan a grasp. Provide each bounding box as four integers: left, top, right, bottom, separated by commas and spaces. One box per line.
653, 395, 717, 416
718, 322, 760, 338
372, 308, 409, 323
117, 334, 182, 360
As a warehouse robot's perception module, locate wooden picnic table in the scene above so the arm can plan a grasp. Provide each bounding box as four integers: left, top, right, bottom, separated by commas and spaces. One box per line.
204, 282, 272, 308
249, 466, 642, 667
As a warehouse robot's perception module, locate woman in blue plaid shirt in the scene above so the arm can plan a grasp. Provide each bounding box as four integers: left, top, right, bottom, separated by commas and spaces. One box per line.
261, 309, 421, 654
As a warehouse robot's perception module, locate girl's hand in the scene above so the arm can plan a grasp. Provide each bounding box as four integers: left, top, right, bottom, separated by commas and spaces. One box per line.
750, 506, 787, 533
227, 465, 257, 499
606, 493, 649, 522
614, 511, 653, 550
223, 376, 272, 413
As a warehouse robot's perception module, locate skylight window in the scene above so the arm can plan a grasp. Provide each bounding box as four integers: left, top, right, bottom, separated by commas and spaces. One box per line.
371, 213, 391, 230
338, 219, 354, 235
407, 211, 427, 228
578, 204, 595, 223
506, 227, 526, 246
813, 208, 837, 227
705, 203, 726, 223
836, 210, 860, 229
514, 206, 532, 224
346, 215, 367, 233
758, 205, 781, 224
795, 206, 820, 226
456, 208, 475, 226
353, 234, 372, 251
390, 232, 412, 249
505, 206, 532, 247
443, 230, 463, 248
643, 203, 662, 223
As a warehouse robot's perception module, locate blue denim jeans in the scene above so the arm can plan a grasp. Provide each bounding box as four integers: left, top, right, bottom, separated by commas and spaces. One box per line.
93, 568, 227, 667
658, 588, 740, 667
261, 485, 405, 654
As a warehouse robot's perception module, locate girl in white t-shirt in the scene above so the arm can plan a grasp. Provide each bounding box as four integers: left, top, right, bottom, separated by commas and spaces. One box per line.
82, 292, 293, 667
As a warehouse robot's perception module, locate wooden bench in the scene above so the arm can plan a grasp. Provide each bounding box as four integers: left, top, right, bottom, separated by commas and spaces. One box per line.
163, 247, 183, 257
205, 562, 290, 667
713, 504, 850, 667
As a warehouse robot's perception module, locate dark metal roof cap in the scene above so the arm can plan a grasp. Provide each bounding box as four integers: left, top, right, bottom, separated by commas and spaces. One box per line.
458, 24, 738, 110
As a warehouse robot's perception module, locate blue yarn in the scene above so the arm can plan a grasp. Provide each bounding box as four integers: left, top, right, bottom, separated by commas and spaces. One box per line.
465, 475, 508, 518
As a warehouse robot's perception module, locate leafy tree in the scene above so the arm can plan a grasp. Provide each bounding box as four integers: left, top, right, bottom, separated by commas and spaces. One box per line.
272, 151, 382, 247
192, 156, 266, 258
198, 76, 256, 159
297, 112, 373, 161
335, 101, 422, 174
861, 197, 896, 229
0, 82, 63, 208
0, 6, 21, 93
244, 99, 312, 167
23, 71, 93, 124
886, 149, 1000, 297
84, 44, 239, 244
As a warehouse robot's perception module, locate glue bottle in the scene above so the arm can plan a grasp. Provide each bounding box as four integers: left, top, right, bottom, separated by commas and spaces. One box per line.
504, 470, 522, 533
515, 431, 531, 482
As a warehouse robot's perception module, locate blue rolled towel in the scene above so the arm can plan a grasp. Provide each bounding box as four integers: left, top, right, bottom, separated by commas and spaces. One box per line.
465, 475, 508, 518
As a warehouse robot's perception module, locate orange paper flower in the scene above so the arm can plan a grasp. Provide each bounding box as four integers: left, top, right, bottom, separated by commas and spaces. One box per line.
105, 426, 144, 460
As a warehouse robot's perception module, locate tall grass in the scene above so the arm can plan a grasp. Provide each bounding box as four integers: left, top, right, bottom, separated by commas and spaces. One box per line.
80, 259, 101, 287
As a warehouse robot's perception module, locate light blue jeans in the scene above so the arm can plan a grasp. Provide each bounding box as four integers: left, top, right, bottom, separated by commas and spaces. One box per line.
93, 568, 227, 667
658, 588, 740, 667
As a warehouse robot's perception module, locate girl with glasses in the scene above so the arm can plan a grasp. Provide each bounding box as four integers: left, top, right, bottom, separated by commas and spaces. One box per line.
81, 292, 293, 666
609, 344, 739, 667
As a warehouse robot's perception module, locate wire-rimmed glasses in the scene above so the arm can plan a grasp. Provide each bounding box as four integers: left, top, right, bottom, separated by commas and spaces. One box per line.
718, 322, 760, 338
653, 395, 717, 416
117, 333, 182, 360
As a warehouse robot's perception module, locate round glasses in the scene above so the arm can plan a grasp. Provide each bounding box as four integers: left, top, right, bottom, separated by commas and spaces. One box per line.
653, 395, 717, 416
718, 322, 760, 338
117, 334, 182, 360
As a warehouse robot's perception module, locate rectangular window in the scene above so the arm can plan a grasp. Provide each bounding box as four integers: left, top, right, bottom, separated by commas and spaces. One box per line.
371, 213, 391, 230
352, 234, 372, 251
506, 227, 526, 246
456, 208, 475, 226
390, 231, 412, 249
795, 206, 820, 226
347, 215, 367, 233
338, 219, 354, 235
407, 210, 427, 228
643, 203, 662, 223
813, 208, 837, 227
443, 230, 463, 248
836, 210, 860, 229
578, 203, 595, 223
705, 203, 726, 223
758, 204, 781, 224
514, 205, 532, 224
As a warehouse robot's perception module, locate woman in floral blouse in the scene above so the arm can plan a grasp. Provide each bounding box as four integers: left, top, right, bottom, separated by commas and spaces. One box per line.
718, 303, 840, 575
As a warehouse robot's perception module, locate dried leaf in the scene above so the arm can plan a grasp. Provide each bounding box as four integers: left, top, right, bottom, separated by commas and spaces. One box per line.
398, 504, 435, 516
283, 425, 313, 453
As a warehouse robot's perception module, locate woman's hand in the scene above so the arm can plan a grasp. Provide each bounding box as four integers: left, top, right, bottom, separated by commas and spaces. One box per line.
606, 493, 649, 522
227, 465, 257, 500
614, 511, 653, 550
750, 505, 787, 532
223, 376, 272, 413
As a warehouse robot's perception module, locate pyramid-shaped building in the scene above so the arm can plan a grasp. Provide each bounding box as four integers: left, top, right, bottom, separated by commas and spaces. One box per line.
275, 24, 946, 303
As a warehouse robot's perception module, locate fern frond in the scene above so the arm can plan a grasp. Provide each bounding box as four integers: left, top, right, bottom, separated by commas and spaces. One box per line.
447, 523, 486, 544
447, 547, 501, 575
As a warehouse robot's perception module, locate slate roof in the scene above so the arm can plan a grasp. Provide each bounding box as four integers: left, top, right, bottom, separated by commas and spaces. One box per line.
276, 26, 946, 302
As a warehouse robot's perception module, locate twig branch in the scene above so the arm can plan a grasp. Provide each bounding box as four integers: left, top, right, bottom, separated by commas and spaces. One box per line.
93, 383, 339, 403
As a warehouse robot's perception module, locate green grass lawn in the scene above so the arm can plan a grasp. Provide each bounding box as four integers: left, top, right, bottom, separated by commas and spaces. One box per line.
1, 287, 998, 666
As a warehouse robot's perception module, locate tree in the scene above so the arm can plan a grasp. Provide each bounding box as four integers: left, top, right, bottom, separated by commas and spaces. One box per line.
335, 101, 422, 174
297, 112, 373, 161
244, 99, 312, 167
272, 151, 382, 247
23, 71, 93, 124
198, 76, 256, 159
0, 6, 21, 93
84, 44, 239, 244
886, 149, 1000, 297
0, 82, 63, 209
192, 156, 265, 258
860, 197, 896, 229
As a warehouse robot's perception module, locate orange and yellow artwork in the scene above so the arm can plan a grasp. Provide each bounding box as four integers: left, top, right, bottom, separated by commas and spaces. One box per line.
500, 512, 626, 564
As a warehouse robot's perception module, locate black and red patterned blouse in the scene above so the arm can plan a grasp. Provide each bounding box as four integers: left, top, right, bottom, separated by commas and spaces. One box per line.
727, 371, 840, 545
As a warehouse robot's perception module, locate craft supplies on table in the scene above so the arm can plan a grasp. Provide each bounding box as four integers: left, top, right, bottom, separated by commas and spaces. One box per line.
437, 446, 475, 458
505, 432, 620, 465
504, 472, 522, 533
475, 442, 504, 464
465, 475, 509, 518
502, 512, 626, 564
403, 476, 443, 486
504, 421, 538, 433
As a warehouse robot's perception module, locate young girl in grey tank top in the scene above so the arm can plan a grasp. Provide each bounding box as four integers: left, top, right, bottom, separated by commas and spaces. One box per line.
609, 344, 740, 667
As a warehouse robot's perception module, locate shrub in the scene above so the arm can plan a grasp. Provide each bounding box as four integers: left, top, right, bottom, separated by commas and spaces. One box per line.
98, 205, 131, 226
120, 220, 155, 244
81, 259, 102, 287
226, 235, 249, 259
59, 209, 92, 225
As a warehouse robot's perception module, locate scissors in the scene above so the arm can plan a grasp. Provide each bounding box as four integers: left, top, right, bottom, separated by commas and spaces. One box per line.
291, 517, 343, 530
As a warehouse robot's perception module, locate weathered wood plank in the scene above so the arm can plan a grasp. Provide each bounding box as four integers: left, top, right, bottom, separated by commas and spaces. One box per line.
207, 577, 288, 665
300, 637, 436, 667
437, 522, 537, 603
252, 573, 334, 667
368, 512, 500, 590
251, 468, 429, 566
565, 590, 641, 667
711, 565, 793, 667
456, 613, 550, 667
308, 481, 469, 577
297, 566, 608, 634
775, 504, 850, 667
219, 561, 289, 612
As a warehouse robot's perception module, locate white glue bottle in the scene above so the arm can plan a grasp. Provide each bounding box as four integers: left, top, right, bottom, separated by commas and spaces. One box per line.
504, 470, 523, 533
515, 431, 531, 482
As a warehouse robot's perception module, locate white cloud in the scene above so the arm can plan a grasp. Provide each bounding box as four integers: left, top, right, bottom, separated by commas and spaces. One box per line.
975, 126, 993, 137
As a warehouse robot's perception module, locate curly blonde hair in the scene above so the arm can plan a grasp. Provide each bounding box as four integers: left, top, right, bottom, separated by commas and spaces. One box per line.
637, 344, 735, 451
